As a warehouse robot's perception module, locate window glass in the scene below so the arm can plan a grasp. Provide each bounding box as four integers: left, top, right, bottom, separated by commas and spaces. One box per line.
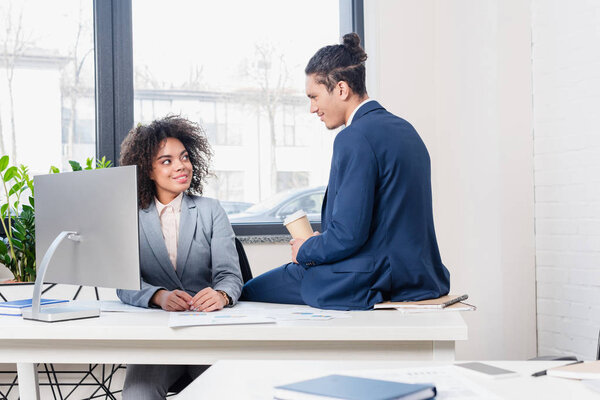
278, 193, 324, 216
0, 0, 95, 173
132, 0, 340, 223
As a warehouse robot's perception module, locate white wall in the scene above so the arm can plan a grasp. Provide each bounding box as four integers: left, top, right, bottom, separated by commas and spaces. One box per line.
365, 0, 536, 360
532, 0, 600, 360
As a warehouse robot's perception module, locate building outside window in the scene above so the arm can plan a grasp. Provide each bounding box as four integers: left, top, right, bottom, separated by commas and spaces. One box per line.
276, 171, 309, 192
206, 170, 244, 202
131, 0, 340, 223
0, 0, 96, 174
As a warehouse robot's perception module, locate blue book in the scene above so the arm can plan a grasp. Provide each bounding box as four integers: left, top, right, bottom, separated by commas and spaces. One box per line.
0, 298, 69, 316
274, 374, 436, 400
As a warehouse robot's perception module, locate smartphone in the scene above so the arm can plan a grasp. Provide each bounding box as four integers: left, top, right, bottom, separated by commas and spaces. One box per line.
455, 362, 519, 379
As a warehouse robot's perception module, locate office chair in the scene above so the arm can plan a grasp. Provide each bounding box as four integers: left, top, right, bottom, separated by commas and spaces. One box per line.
235, 237, 253, 284
529, 328, 600, 362
166, 237, 253, 395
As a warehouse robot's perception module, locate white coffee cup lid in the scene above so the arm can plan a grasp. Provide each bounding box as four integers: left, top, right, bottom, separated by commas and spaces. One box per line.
283, 210, 307, 226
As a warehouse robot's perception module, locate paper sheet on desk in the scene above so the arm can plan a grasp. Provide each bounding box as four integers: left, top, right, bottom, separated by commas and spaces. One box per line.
343, 366, 500, 400
227, 302, 352, 321
168, 311, 275, 327
100, 300, 165, 313
391, 302, 476, 313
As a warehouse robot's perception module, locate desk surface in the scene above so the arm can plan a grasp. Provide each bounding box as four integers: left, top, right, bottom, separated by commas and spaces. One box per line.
0, 301, 467, 342
175, 360, 600, 400
0, 302, 467, 365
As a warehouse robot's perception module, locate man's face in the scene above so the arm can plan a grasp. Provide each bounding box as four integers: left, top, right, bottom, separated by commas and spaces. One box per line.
305, 74, 347, 130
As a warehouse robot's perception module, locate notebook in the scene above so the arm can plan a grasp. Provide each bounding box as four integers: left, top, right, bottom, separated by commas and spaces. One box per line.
0, 298, 69, 316
273, 374, 436, 400
547, 361, 600, 380
374, 294, 468, 310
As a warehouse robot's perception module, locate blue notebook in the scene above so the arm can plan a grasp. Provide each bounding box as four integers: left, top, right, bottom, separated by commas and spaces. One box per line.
274, 374, 436, 400
0, 298, 69, 316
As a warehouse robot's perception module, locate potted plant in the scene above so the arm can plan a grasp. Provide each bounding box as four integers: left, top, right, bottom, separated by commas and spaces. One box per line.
0, 156, 112, 284
0, 157, 35, 283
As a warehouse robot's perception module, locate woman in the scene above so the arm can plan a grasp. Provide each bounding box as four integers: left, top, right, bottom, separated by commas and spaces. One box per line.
117, 115, 243, 399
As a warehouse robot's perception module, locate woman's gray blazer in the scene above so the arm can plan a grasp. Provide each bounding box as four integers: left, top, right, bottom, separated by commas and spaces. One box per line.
117, 194, 243, 307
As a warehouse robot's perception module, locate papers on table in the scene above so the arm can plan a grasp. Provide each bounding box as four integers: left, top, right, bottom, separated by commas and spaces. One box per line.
100, 300, 164, 313
374, 294, 476, 313
390, 302, 476, 314
168, 304, 352, 327
342, 366, 500, 400
169, 311, 275, 327
82, 299, 353, 327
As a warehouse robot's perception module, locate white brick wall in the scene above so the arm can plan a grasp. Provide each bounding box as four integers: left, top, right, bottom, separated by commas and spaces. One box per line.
532, 0, 600, 360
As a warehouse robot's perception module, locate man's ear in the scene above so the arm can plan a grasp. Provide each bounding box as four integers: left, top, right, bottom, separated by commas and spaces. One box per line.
336, 81, 350, 100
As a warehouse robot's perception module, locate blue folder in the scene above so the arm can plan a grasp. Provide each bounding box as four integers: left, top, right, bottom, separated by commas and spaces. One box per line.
274, 374, 436, 400
0, 298, 69, 316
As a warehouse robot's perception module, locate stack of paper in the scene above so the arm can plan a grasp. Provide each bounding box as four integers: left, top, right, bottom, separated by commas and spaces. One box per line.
0, 298, 69, 316
547, 361, 600, 380
374, 294, 475, 313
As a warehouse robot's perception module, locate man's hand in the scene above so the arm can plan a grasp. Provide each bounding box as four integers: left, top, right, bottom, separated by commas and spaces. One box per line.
290, 231, 320, 263
189, 287, 227, 312
151, 289, 192, 311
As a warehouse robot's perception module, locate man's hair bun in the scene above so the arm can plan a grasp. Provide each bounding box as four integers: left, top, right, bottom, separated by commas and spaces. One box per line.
342, 33, 367, 63
305, 32, 368, 96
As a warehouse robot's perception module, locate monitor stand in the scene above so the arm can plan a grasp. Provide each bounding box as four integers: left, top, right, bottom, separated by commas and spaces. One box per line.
22, 231, 100, 322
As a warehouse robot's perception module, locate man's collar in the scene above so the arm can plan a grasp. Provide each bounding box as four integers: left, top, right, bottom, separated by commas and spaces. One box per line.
346, 98, 376, 127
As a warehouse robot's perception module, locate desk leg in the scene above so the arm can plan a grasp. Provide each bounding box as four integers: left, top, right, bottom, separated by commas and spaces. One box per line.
432, 341, 455, 361
17, 362, 40, 400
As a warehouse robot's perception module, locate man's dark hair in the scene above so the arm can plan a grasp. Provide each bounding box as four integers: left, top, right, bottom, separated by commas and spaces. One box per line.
305, 32, 368, 96
120, 115, 213, 209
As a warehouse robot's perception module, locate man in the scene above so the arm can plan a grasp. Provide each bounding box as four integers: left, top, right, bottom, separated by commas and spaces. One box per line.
242, 33, 450, 310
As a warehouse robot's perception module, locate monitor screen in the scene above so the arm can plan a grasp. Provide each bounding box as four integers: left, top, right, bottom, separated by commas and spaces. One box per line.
34, 166, 140, 291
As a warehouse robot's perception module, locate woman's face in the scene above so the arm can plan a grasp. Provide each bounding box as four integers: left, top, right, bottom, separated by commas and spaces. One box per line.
150, 137, 193, 204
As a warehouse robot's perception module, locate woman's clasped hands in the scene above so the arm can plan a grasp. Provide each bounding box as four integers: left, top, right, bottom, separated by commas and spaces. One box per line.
151, 287, 227, 312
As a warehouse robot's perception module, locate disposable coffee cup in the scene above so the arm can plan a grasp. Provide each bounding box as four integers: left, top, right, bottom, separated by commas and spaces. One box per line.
283, 210, 313, 240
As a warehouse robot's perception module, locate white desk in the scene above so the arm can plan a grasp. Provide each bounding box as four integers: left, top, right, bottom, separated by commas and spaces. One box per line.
0, 302, 467, 400
174, 360, 600, 399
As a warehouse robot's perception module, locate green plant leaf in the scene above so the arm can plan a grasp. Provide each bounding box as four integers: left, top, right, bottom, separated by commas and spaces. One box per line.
22, 204, 33, 213
49, 166, 60, 174
1, 203, 8, 217
29, 196, 34, 207
12, 237, 22, 249
3, 166, 17, 182
13, 230, 25, 241
69, 161, 82, 171
85, 157, 93, 170
97, 156, 113, 169
8, 181, 24, 197
0, 155, 8, 172
0, 240, 7, 256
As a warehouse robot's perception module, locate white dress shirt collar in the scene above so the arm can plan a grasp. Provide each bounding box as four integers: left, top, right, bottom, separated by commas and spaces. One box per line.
155, 192, 184, 214
346, 98, 376, 127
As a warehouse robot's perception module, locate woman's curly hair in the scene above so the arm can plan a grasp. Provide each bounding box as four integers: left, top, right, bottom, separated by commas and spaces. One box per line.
120, 115, 213, 209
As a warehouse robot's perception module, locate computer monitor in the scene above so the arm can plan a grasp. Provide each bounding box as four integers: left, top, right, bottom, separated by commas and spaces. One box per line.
22, 166, 140, 322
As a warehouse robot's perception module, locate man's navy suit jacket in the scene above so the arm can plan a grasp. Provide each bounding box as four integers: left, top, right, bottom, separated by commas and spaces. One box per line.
296, 101, 450, 310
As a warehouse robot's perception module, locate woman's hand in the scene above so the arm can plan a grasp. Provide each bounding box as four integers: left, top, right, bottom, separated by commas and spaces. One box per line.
189, 287, 228, 312
151, 289, 192, 311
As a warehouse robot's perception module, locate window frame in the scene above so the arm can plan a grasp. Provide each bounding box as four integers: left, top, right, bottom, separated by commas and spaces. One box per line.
93, 0, 364, 236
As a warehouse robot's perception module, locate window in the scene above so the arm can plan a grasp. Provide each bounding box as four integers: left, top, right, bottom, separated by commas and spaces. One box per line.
0, 0, 95, 173
277, 171, 309, 192
206, 171, 244, 202
131, 0, 342, 226
17, 1, 362, 234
